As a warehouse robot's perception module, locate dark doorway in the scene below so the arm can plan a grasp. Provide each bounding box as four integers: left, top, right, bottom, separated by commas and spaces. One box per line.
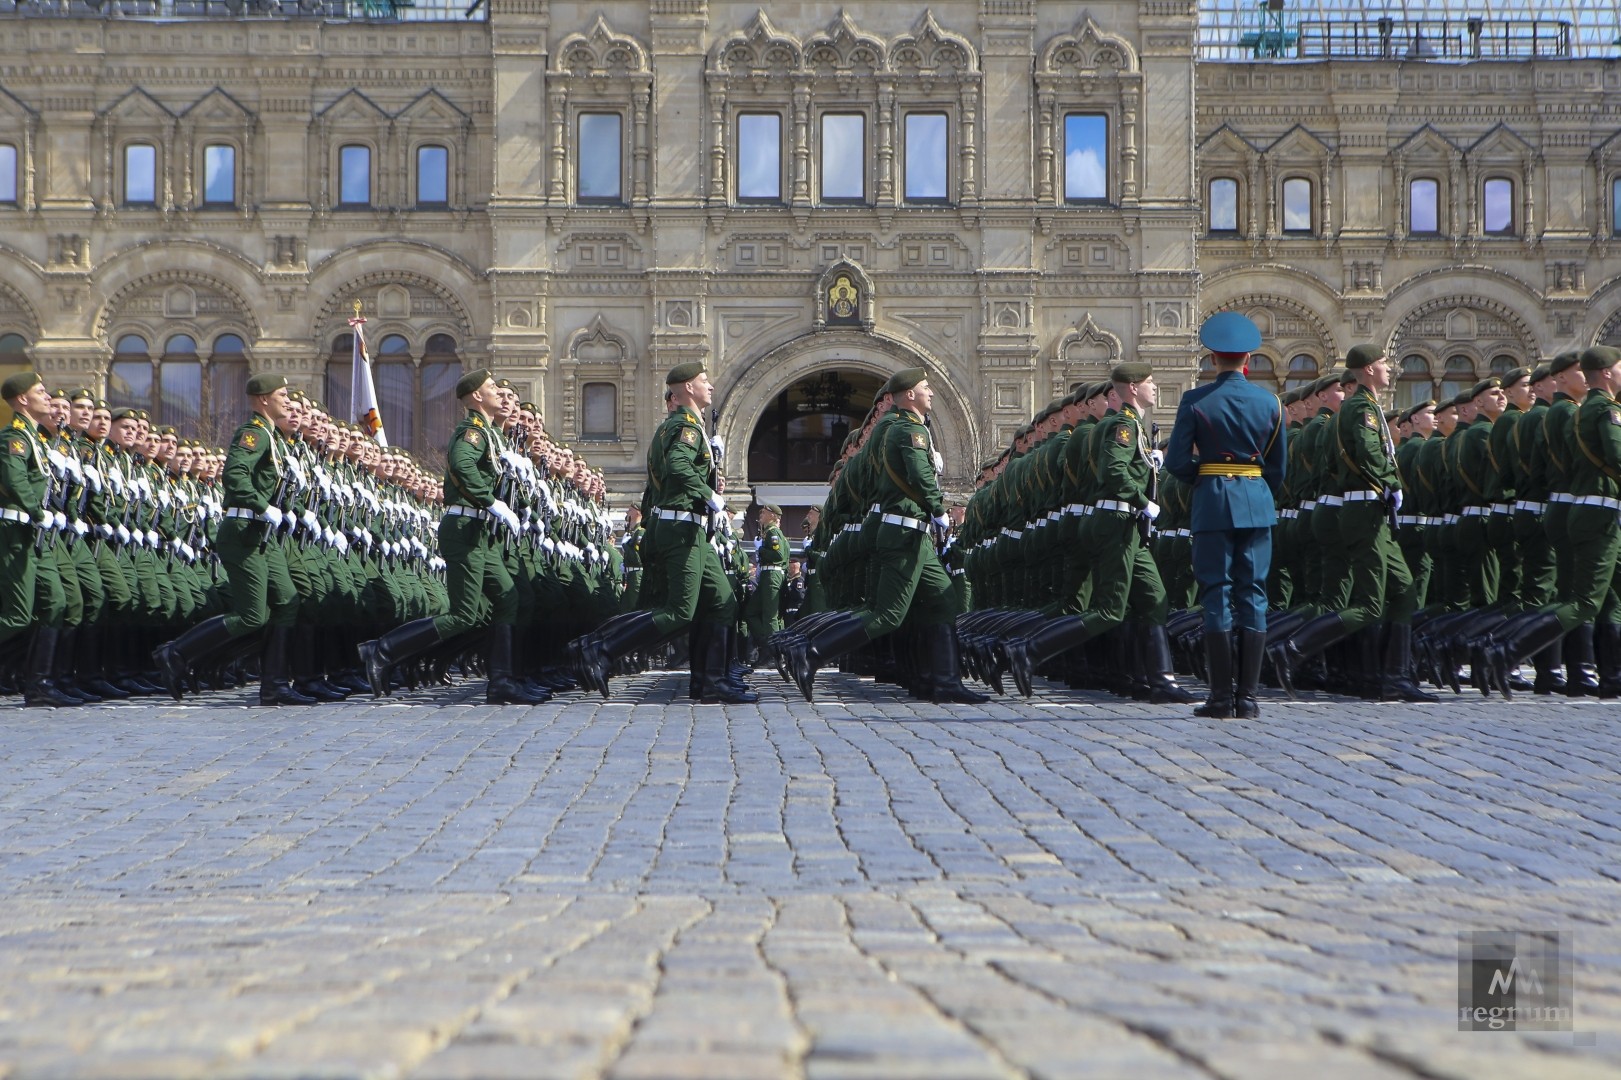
747, 368, 885, 482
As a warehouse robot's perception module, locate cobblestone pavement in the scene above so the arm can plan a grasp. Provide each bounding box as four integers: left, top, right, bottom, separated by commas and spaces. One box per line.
1, 672, 1618, 1079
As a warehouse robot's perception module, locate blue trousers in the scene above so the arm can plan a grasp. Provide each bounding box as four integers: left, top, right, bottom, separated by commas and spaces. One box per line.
1192, 526, 1271, 632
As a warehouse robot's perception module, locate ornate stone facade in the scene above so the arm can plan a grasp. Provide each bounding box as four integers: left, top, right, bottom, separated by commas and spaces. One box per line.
1, 2, 1614, 497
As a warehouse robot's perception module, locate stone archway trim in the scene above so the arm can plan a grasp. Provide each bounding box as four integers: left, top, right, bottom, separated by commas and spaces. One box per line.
715, 328, 980, 491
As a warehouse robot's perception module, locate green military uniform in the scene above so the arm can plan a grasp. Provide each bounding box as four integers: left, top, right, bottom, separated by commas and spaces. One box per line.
0, 405, 54, 645
743, 508, 788, 649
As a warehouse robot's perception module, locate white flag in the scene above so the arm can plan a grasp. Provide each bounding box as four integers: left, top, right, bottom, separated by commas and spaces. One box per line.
349, 313, 388, 447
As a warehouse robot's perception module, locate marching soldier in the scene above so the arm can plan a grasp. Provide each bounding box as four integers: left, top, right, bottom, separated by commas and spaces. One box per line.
743, 503, 789, 662
358, 369, 548, 705
1165, 312, 1286, 720
152, 373, 315, 706
1267, 345, 1433, 702
999, 362, 1197, 703
1482, 345, 1621, 696
568, 361, 755, 704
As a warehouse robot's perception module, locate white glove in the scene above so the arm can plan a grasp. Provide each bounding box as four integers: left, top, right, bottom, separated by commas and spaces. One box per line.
146, 529, 160, 548
488, 499, 520, 533
705, 492, 725, 514
1389, 490, 1404, 512
115, 524, 132, 545
1141, 501, 1160, 522
262, 505, 283, 529
72, 519, 88, 537
302, 509, 320, 535
179, 542, 196, 562
96, 523, 113, 540
931, 513, 950, 530
335, 534, 349, 555
1149, 449, 1165, 468
932, 451, 944, 474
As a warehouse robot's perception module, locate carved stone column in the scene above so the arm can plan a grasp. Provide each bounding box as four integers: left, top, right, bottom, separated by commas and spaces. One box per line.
632, 86, 651, 203
1120, 87, 1139, 204
958, 82, 978, 205
547, 86, 569, 203
1035, 90, 1055, 203
875, 80, 895, 205
791, 82, 810, 205
707, 88, 727, 202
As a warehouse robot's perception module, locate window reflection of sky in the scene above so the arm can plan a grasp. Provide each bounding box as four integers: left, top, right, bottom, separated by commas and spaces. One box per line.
578, 113, 621, 200
822, 114, 865, 200
1410, 178, 1439, 232
1282, 177, 1311, 230
1209, 177, 1238, 229
738, 114, 780, 200
905, 113, 947, 200
1064, 115, 1107, 200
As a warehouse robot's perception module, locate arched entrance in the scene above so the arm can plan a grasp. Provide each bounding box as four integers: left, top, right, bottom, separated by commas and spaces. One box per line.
746, 368, 886, 483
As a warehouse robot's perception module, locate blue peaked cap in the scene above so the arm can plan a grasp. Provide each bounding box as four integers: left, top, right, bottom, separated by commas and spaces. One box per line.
1199, 311, 1262, 354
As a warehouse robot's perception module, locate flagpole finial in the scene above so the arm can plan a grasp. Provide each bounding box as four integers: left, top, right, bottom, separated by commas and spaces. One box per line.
352, 299, 364, 319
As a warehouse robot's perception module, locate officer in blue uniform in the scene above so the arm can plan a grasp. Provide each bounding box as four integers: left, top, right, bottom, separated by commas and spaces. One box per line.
1165, 312, 1286, 719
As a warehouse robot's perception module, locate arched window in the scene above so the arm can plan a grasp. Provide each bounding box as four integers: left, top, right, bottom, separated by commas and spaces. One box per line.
1281, 177, 1312, 233
1441, 355, 1476, 402
1483, 178, 1514, 235
373, 334, 415, 454
1410, 178, 1440, 234
1398, 355, 1433, 409
1208, 177, 1239, 233
1063, 114, 1109, 203
159, 334, 201, 434
109, 334, 152, 411
1246, 353, 1277, 391
1490, 354, 1518, 376
420, 334, 462, 452
1285, 354, 1318, 392
325, 333, 355, 422
208, 334, 250, 441
581, 383, 618, 440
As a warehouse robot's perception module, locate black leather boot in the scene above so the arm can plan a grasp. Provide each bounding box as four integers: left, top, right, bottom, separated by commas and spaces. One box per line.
699, 623, 758, 704
787, 611, 871, 702
1532, 641, 1566, 694
686, 621, 709, 699
50, 627, 94, 704
152, 614, 238, 701
1484, 612, 1568, 700
79, 627, 130, 700
1194, 630, 1234, 718
1143, 623, 1198, 704
1561, 623, 1600, 697
571, 611, 665, 699
1597, 622, 1621, 699
1381, 622, 1438, 702
1234, 629, 1266, 719
359, 617, 443, 698
1002, 614, 1089, 699
487, 624, 551, 705
923, 624, 988, 704
23, 627, 79, 708
1266, 612, 1351, 700
260, 627, 319, 705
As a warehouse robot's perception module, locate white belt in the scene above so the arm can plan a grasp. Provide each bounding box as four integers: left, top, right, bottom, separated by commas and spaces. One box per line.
1064, 503, 1091, 516
1278, 508, 1298, 519
1491, 503, 1513, 514
882, 513, 927, 532
1396, 514, 1418, 526
225, 507, 261, 520
656, 508, 704, 524
1317, 495, 1343, 507
1514, 500, 1547, 513
1550, 493, 1575, 504
1047, 512, 1062, 522
1574, 494, 1621, 511
445, 505, 488, 520
870, 504, 882, 514
1443, 514, 1460, 525
0, 507, 31, 525
1461, 505, 1490, 517
1001, 528, 1023, 539
1027, 519, 1047, 531
1340, 490, 1380, 503
1095, 500, 1133, 514
1299, 499, 1317, 511
1170, 528, 1191, 538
